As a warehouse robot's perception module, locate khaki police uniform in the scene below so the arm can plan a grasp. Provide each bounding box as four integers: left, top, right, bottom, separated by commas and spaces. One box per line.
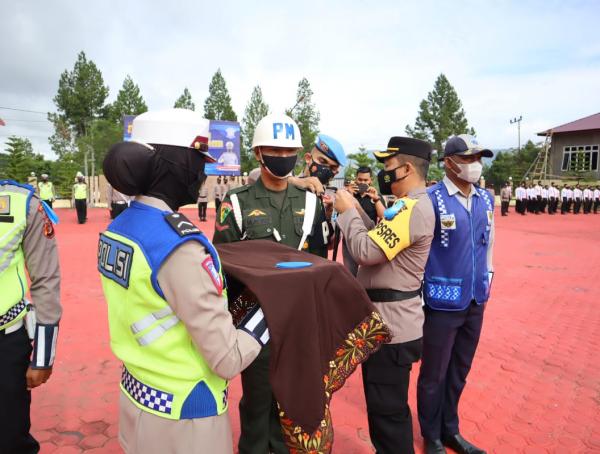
213, 176, 330, 454
337, 188, 435, 454
0, 180, 61, 454
113, 196, 261, 454
197, 183, 209, 221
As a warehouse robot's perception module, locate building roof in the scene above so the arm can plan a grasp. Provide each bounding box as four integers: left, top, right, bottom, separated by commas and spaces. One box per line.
538, 112, 600, 136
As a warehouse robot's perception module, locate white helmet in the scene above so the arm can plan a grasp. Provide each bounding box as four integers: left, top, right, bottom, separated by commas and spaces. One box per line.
251, 114, 302, 150
131, 108, 215, 162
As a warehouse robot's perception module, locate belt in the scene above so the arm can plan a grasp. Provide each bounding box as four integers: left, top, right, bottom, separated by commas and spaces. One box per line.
366, 288, 422, 302
0, 318, 24, 335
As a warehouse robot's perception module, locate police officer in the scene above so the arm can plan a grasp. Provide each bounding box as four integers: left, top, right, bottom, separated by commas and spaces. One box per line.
27, 172, 38, 190
0, 178, 61, 454
561, 184, 569, 214
296, 133, 348, 258
334, 137, 435, 454
500, 182, 511, 216
594, 185, 600, 214
38, 174, 56, 209
73, 173, 88, 224
106, 182, 131, 219
197, 180, 209, 221
99, 109, 265, 454
573, 184, 583, 214
417, 135, 494, 454
213, 114, 332, 454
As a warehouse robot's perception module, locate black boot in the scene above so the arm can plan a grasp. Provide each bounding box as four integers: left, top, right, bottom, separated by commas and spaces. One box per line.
442, 434, 486, 454
424, 438, 447, 454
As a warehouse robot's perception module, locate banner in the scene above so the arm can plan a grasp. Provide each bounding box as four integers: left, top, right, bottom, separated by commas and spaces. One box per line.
205, 120, 241, 176
123, 115, 135, 141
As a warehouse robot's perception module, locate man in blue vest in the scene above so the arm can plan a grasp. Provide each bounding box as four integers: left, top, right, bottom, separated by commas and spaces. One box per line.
417, 134, 495, 454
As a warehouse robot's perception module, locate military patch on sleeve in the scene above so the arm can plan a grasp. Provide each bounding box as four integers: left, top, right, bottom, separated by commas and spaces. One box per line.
219, 202, 232, 224
37, 203, 55, 239
202, 257, 223, 295
165, 213, 201, 236
0, 195, 10, 215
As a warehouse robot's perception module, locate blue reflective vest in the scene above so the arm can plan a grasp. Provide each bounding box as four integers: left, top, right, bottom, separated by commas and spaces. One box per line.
424, 182, 493, 311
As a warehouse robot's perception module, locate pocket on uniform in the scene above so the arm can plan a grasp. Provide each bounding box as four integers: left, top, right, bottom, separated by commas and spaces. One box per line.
424, 276, 463, 309
482, 272, 492, 298
244, 211, 273, 239
245, 224, 272, 240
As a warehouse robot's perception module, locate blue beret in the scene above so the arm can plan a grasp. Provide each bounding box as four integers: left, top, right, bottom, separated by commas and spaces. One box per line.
314, 134, 347, 167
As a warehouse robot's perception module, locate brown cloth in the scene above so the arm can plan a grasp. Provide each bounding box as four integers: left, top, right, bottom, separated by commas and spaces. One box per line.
215, 240, 391, 452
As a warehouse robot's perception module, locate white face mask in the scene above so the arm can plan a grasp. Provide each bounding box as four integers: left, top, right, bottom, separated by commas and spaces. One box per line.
451, 159, 483, 183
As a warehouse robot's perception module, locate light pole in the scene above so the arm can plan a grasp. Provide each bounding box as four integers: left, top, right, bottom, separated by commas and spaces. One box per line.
510, 116, 523, 152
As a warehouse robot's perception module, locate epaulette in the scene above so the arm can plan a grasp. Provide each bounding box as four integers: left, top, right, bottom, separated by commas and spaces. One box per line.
164, 212, 202, 237
228, 184, 250, 196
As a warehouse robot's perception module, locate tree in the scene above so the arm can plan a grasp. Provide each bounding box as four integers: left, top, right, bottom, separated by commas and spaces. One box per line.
405, 74, 475, 163
52, 51, 109, 138
484, 140, 540, 190
110, 75, 148, 123
174, 88, 195, 111
287, 78, 320, 153
2, 136, 43, 182
78, 119, 123, 173
241, 85, 269, 172
203, 69, 237, 121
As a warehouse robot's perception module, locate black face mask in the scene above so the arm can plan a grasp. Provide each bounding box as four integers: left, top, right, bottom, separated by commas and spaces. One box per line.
377, 166, 408, 195
309, 160, 335, 184
261, 154, 297, 178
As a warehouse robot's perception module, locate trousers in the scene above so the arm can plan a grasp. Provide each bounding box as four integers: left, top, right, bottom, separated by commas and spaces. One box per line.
362, 339, 422, 454
0, 326, 40, 454
75, 199, 87, 224
417, 302, 485, 440
238, 345, 288, 454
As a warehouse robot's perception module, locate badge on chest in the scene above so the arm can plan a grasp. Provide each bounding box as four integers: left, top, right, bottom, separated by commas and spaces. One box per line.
440, 213, 456, 230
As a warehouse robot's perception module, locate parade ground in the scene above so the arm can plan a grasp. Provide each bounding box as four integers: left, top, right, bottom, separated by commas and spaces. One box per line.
31, 206, 600, 454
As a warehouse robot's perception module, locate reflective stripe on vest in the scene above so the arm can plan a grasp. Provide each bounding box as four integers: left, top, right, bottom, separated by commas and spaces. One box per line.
100, 203, 228, 420
0, 181, 33, 328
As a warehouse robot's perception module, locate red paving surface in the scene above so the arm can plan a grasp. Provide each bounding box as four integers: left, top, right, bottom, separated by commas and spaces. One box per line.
31, 206, 600, 454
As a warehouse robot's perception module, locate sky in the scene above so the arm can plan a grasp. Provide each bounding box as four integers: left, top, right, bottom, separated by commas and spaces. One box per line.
1, 0, 599, 160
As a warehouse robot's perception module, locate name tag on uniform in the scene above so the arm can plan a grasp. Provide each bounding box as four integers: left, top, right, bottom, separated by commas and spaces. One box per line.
440, 213, 456, 230
0, 195, 10, 215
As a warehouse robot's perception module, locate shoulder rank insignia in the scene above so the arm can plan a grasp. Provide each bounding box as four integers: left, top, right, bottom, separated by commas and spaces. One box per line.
165, 212, 201, 236
248, 209, 267, 217
383, 199, 406, 220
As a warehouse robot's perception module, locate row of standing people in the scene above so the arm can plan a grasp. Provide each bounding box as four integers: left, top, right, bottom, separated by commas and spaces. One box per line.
501, 181, 600, 216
